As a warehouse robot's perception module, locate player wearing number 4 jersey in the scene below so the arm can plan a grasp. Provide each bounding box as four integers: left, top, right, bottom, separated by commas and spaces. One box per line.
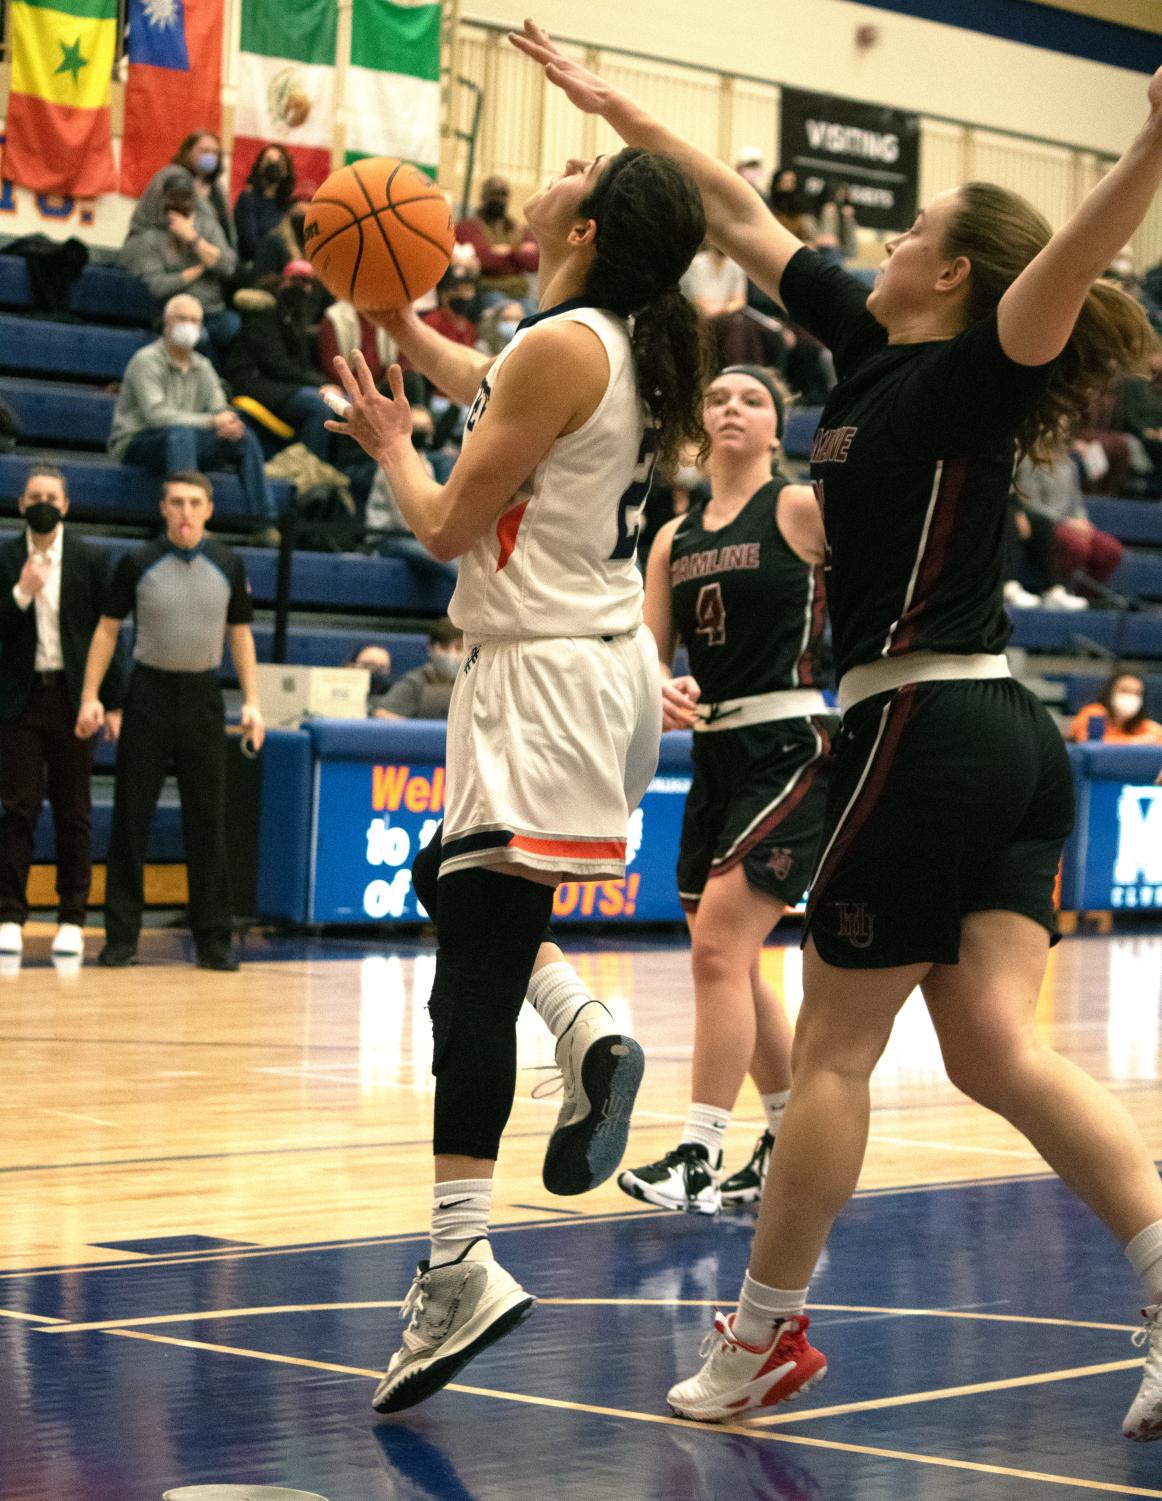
618, 366, 831, 1217
327, 147, 709, 1414
516, 19, 1162, 1440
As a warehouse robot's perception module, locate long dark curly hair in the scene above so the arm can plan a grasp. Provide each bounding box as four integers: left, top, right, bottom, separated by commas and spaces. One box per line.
579, 148, 711, 470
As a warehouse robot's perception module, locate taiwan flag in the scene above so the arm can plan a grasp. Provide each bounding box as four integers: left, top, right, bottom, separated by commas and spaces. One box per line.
119, 0, 223, 198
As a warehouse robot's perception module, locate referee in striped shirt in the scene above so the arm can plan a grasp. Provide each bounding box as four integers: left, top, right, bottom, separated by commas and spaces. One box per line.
77, 472, 265, 970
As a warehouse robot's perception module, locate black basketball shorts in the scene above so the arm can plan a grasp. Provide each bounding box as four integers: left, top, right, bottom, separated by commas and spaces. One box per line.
804, 678, 1076, 970
677, 717, 831, 911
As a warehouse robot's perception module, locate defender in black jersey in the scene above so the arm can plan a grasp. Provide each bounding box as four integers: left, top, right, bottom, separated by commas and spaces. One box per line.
617, 366, 831, 1216
519, 23, 1162, 1439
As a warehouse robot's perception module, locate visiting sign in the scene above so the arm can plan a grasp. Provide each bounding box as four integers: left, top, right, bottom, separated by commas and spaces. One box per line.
778, 86, 920, 232
309, 761, 692, 924
1071, 779, 1162, 910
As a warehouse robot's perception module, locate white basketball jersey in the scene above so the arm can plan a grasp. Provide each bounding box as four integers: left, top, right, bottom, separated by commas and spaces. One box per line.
449, 305, 654, 640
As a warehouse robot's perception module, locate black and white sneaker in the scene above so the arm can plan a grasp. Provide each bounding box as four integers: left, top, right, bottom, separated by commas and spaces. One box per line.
372, 1238, 535, 1414
541, 1002, 645, 1196
720, 1130, 774, 1206
617, 1143, 722, 1215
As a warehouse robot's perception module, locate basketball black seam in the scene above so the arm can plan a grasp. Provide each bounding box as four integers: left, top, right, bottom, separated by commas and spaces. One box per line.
389, 199, 453, 258
353, 160, 412, 303
349, 219, 366, 303
305, 185, 442, 261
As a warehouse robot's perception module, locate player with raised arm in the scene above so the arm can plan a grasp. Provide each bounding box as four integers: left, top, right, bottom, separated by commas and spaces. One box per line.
514, 21, 1162, 1438
618, 365, 830, 1216
327, 147, 709, 1413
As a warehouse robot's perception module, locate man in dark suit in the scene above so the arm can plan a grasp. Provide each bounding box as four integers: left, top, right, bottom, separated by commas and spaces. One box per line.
0, 466, 124, 961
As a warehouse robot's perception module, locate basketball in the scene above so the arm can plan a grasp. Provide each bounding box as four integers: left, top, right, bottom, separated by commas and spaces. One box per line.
303, 157, 455, 310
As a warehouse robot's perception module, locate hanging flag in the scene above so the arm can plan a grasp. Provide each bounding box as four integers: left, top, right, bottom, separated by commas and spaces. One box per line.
2, 0, 117, 198
120, 0, 224, 198
347, 0, 441, 176
232, 0, 337, 200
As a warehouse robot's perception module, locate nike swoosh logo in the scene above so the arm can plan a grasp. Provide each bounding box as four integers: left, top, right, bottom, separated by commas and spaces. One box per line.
438, 1197, 472, 1209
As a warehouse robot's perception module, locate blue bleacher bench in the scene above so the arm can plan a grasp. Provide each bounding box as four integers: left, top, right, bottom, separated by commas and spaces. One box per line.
0, 256, 154, 326
0, 313, 149, 382
1112, 550, 1162, 601
31, 788, 184, 862
0, 377, 114, 446
1087, 497, 1162, 548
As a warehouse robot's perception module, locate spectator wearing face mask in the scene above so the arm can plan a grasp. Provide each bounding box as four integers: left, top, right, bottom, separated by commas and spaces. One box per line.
225, 260, 333, 459
128, 130, 236, 252
734, 146, 765, 193
119, 170, 240, 357
344, 644, 394, 716
766, 166, 817, 245
475, 300, 524, 358
1069, 672, 1162, 744
234, 145, 297, 265
251, 200, 329, 331
376, 618, 464, 720
108, 294, 279, 529
455, 175, 539, 308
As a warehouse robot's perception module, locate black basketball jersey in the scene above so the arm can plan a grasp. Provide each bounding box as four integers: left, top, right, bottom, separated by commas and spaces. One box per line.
669, 478, 827, 702
778, 250, 1059, 683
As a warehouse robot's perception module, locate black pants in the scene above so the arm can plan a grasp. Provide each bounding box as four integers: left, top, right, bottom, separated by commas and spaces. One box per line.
104, 666, 231, 951
0, 676, 95, 924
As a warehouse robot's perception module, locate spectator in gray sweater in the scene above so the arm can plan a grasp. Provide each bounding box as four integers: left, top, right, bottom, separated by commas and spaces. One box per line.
108, 294, 277, 528
1015, 447, 1125, 604
377, 618, 463, 720
119, 172, 239, 359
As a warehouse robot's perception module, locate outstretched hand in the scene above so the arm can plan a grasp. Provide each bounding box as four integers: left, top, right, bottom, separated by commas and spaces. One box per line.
1150, 65, 1162, 117
324, 352, 413, 461
509, 19, 616, 116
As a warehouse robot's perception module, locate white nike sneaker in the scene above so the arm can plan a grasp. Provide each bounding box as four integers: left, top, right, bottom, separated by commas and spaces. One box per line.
0, 922, 22, 955
51, 923, 84, 957
541, 1001, 644, 1195
372, 1238, 535, 1414
668, 1309, 828, 1422
1124, 1304, 1162, 1440
618, 1143, 722, 1215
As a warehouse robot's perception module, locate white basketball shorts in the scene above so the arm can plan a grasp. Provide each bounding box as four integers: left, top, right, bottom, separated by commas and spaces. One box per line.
439, 626, 661, 880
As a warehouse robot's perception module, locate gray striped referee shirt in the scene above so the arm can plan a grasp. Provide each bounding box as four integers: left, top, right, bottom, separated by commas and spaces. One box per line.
103, 538, 253, 673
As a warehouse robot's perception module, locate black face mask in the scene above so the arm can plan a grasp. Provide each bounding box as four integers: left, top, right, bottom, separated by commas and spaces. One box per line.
24, 502, 62, 535
482, 196, 508, 219
411, 428, 434, 450
281, 285, 309, 314
367, 668, 392, 697
261, 161, 284, 185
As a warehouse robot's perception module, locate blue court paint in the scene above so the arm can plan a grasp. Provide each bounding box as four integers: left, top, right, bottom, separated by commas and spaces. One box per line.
87, 1235, 258, 1256
4, 1178, 1159, 1501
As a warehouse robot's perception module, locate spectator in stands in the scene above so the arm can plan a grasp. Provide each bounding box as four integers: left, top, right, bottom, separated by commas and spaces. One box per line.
226, 261, 332, 460
0, 466, 125, 963
1113, 346, 1162, 495
234, 145, 296, 265
767, 166, 817, 244
422, 265, 480, 351
456, 175, 539, 308
376, 618, 464, 720
475, 299, 524, 358
734, 146, 765, 192
365, 405, 458, 581
1069, 672, 1162, 744
814, 179, 858, 263
1002, 495, 1059, 609
344, 643, 394, 715
128, 130, 236, 252
1015, 448, 1124, 606
681, 243, 764, 365
319, 301, 394, 388
77, 470, 265, 971
108, 294, 279, 534
119, 171, 240, 357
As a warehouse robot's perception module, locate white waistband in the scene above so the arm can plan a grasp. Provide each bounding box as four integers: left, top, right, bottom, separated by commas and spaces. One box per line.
837, 652, 1011, 714
693, 687, 831, 733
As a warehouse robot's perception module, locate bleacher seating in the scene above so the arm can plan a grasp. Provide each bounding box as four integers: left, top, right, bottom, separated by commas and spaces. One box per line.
0, 376, 114, 446
0, 313, 148, 381
0, 256, 154, 325
1087, 497, 1162, 547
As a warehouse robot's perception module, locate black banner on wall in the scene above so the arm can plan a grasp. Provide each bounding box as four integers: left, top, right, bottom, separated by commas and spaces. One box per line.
779, 86, 920, 232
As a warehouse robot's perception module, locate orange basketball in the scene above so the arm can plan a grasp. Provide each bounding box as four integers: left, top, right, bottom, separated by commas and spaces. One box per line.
304, 157, 454, 310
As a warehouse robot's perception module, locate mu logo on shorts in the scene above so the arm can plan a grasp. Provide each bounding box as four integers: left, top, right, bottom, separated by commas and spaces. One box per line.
768, 847, 794, 881
833, 901, 875, 948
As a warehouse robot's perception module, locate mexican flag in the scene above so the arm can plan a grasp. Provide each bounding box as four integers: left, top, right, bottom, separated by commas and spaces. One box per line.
346, 0, 441, 176
2, 0, 117, 198
232, 0, 337, 199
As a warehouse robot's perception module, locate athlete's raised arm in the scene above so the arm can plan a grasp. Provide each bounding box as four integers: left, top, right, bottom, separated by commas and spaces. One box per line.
328, 319, 607, 561
996, 66, 1162, 367
369, 305, 493, 407
510, 20, 804, 307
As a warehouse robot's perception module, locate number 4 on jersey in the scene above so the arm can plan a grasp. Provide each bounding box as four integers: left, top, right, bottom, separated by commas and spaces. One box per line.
695, 582, 726, 647
610, 429, 657, 560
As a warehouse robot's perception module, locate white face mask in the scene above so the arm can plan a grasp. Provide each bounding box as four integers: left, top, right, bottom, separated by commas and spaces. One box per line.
1112, 692, 1143, 722
430, 650, 461, 681
168, 320, 201, 351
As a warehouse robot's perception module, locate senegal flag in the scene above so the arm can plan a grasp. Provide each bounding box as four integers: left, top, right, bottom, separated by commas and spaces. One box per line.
3, 0, 117, 198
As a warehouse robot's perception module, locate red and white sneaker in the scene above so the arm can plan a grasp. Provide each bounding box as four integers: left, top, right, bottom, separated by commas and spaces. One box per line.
667, 1310, 827, 1422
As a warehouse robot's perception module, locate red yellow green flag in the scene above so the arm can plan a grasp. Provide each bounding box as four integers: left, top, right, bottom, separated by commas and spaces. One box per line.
3, 0, 118, 198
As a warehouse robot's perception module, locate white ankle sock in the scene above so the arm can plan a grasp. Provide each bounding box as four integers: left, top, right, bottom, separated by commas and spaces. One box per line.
430, 1178, 492, 1268
760, 1089, 791, 1136
681, 1103, 729, 1166
1127, 1220, 1162, 1305
732, 1271, 809, 1349
527, 961, 608, 1040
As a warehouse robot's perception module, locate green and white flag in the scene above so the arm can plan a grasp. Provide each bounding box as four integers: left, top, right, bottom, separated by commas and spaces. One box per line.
232, 0, 337, 197
346, 0, 441, 176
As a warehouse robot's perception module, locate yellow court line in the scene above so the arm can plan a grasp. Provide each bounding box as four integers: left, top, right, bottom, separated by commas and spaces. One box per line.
95, 1328, 1162, 1499
0, 1307, 66, 1324
44, 1298, 1142, 1336
748, 1359, 1145, 1426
